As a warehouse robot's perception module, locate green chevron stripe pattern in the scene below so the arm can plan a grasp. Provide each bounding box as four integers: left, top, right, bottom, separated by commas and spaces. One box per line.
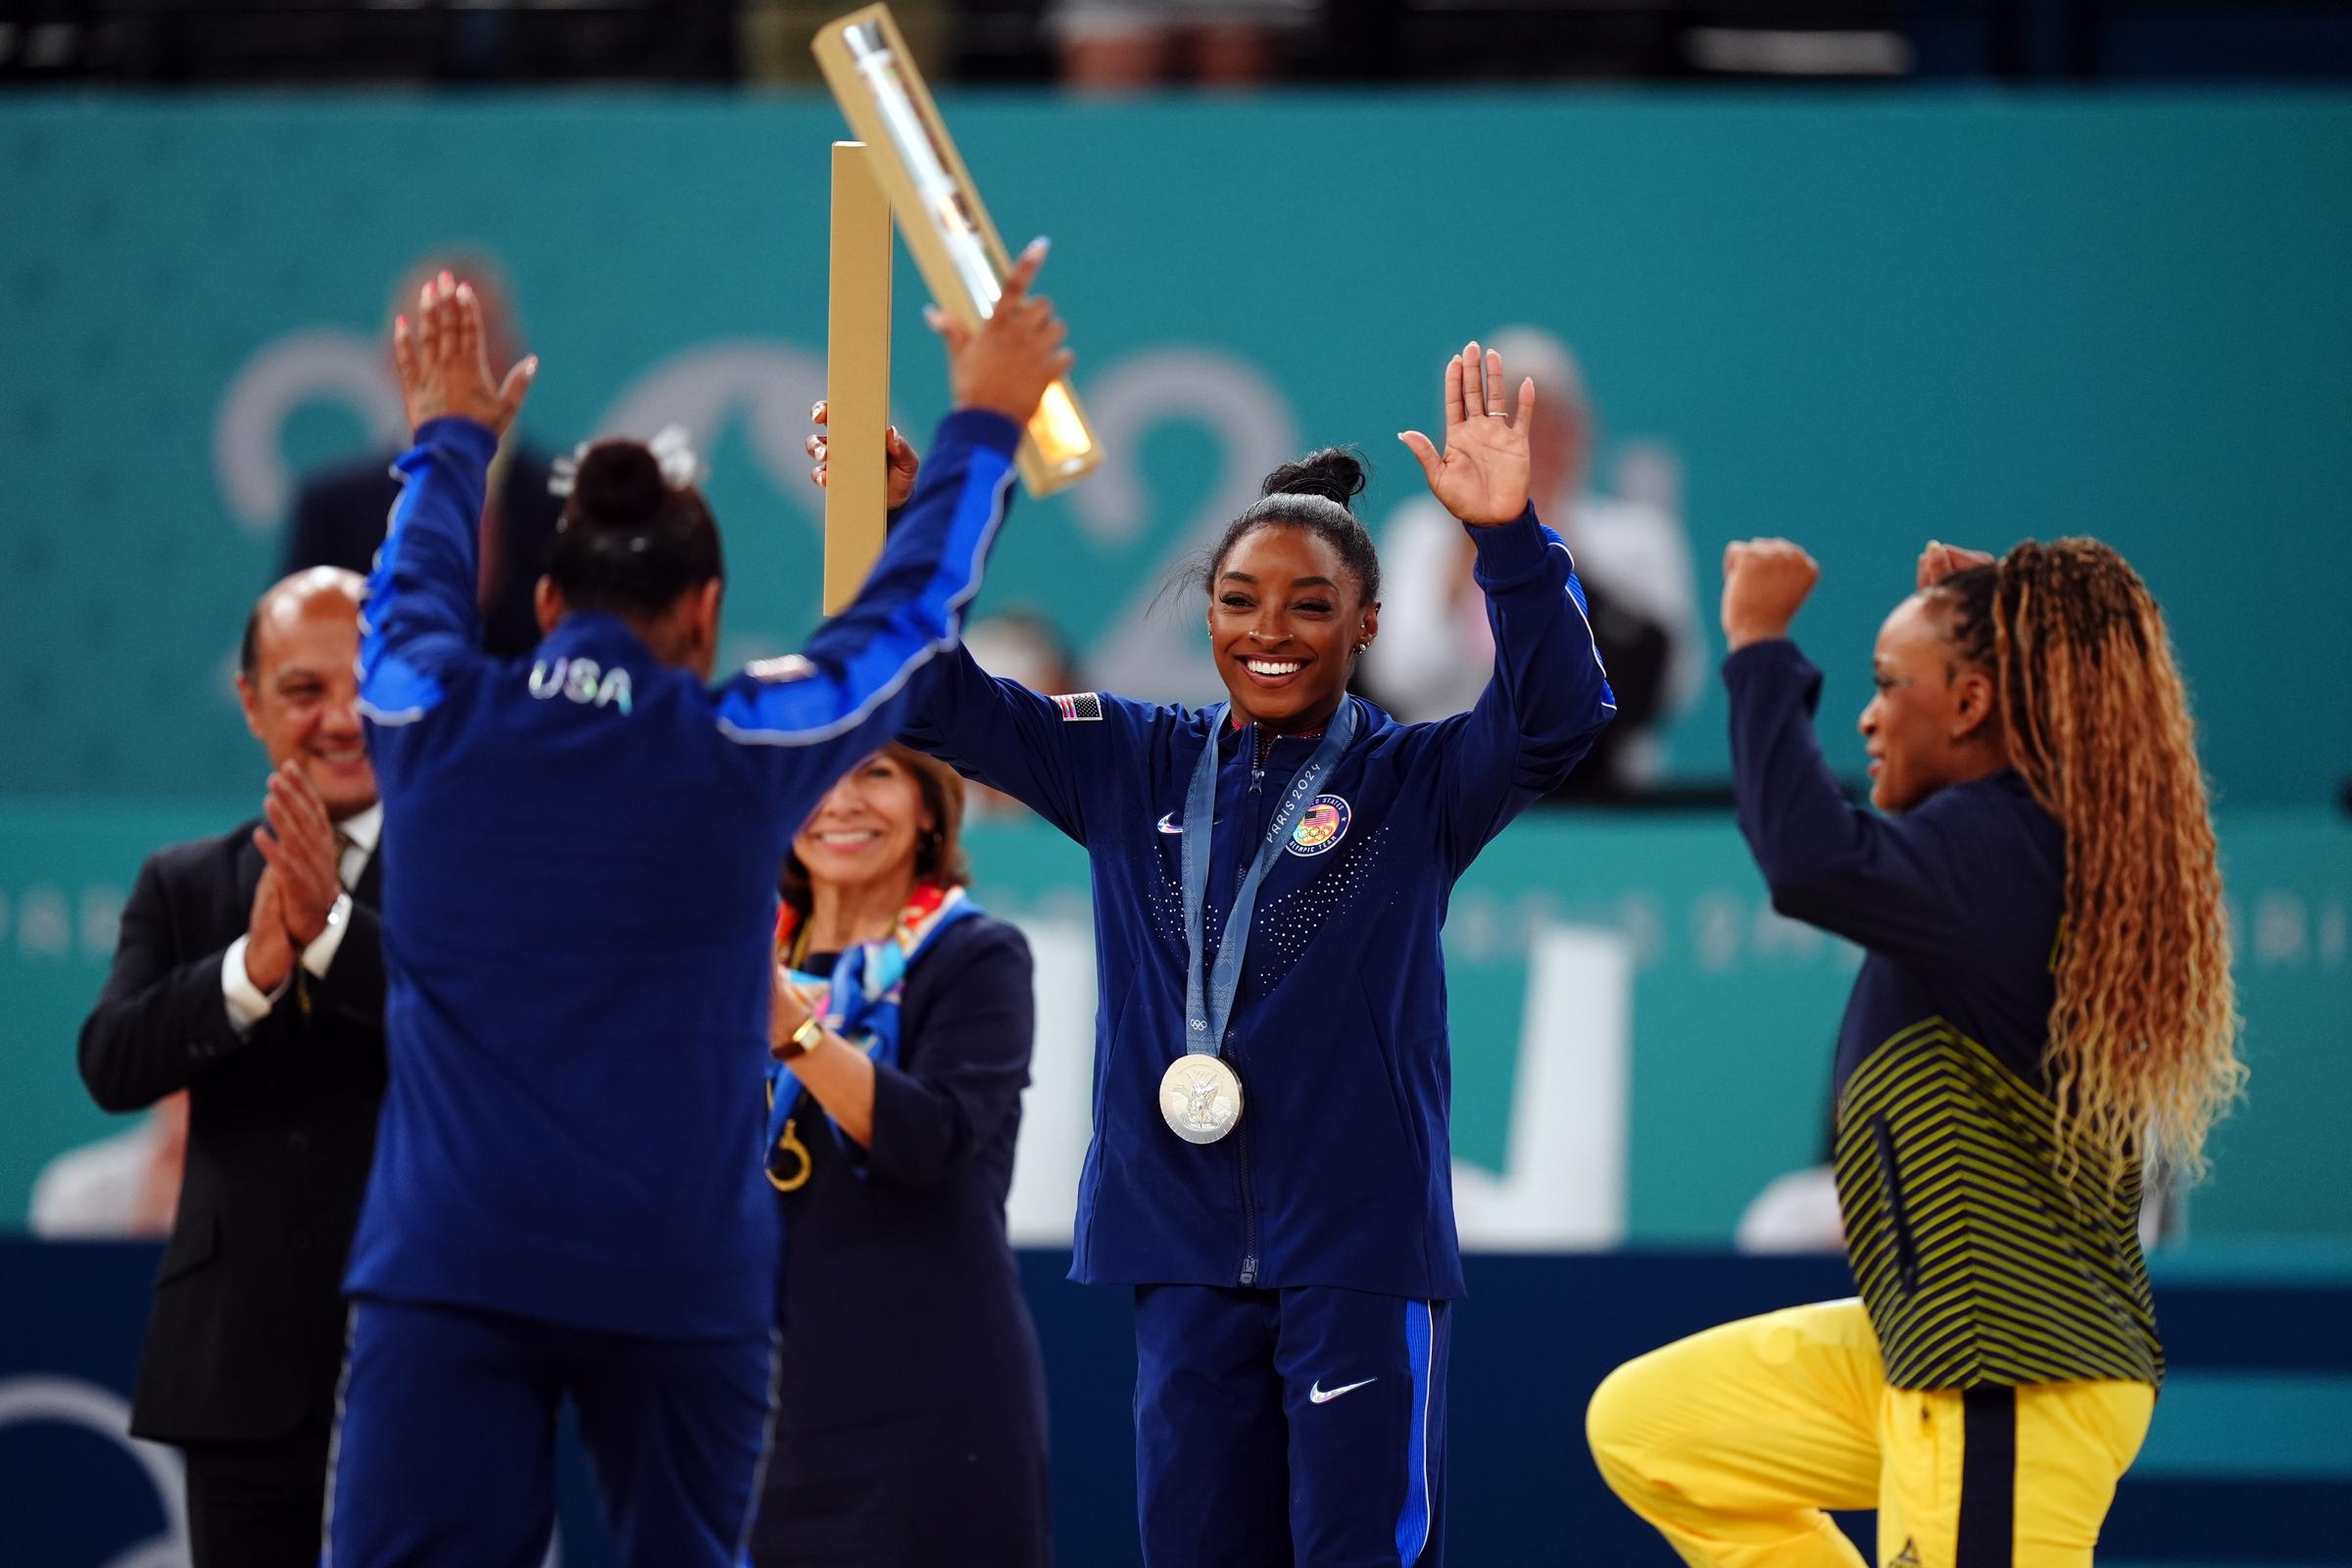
1833, 1019, 2163, 1390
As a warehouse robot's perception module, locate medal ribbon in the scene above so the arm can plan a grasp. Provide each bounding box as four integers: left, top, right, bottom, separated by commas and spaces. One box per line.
1179, 700, 1358, 1060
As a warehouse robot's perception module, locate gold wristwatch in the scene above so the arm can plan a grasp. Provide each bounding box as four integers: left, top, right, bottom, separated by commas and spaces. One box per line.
779, 1014, 825, 1059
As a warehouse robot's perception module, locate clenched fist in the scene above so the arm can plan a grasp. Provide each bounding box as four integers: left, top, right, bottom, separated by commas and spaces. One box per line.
1722, 538, 1821, 652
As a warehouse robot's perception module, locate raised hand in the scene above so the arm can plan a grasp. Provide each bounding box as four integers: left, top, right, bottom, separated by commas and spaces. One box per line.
1398, 341, 1535, 528
1916, 539, 1995, 591
393, 270, 538, 437
926, 238, 1073, 424
255, 761, 344, 946
807, 400, 921, 510
1722, 538, 1822, 652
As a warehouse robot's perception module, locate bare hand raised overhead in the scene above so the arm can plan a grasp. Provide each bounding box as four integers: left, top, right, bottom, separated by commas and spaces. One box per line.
1398, 341, 1536, 528
927, 239, 1074, 425
394, 270, 538, 437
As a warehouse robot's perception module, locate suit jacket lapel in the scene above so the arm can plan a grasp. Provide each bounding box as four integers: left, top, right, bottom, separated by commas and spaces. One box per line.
232, 821, 266, 918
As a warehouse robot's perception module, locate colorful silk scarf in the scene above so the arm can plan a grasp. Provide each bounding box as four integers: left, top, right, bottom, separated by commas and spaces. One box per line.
764, 882, 980, 1190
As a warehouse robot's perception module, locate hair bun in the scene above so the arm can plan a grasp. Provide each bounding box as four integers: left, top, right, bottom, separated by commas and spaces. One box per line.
1259, 447, 1366, 511
570, 440, 668, 531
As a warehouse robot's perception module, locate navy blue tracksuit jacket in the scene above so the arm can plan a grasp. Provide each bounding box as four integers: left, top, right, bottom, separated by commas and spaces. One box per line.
1726, 637, 2162, 1392
349, 410, 1021, 1340
906, 506, 1615, 1300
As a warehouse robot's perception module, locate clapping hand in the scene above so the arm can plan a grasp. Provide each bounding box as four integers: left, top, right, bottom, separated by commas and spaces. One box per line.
807, 401, 921, 510
256, 762, 343, 946
1721, 539, 1822, 652
394, 270, 538, 437
1398, 341, 1536, 528
242, 868, 295, 995
241, 762, 343, 993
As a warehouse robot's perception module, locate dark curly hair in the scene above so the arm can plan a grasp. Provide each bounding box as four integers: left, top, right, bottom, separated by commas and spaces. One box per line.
547, 440, 723, 618
1200, 447, 1382, 606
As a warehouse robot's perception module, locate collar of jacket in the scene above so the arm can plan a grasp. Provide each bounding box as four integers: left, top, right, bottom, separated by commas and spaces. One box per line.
539, 610, 662, 665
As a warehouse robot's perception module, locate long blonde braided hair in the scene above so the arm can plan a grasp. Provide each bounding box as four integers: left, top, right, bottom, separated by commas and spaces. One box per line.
1937, 540, 2244, 1182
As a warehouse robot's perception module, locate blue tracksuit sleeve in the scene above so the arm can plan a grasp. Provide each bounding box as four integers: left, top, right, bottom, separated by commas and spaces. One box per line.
359, 416, 497, 730
1727, 637, 1982, 968
859, 922, 1035, 1188
711, 411, 1020, 803
897, 644, 1098, 843
1433, 505, 1617, 871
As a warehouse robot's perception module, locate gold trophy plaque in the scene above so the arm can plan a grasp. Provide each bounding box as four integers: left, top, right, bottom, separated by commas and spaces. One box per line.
813, 4, 1101, 501
823, 141, 893, 615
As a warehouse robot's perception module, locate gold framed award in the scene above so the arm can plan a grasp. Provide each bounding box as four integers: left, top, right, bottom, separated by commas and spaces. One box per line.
823, 140, 893, 614
813, 4, 1101, 499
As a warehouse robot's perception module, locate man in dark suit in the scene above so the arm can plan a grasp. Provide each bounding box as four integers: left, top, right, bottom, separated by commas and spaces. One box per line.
282, 256, 562, 660
79, 566, 387, 1568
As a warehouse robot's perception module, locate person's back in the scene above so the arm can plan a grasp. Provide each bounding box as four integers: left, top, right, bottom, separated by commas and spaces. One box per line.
331, 257, 1073, 1568
353, 616, 805, 1334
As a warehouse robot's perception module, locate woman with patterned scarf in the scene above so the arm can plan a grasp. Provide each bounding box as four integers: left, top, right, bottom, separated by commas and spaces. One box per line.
746, 743, 1049, 1567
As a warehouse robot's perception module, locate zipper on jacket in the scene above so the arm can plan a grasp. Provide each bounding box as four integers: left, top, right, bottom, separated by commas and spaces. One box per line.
1235, 1077, 1261, 1287
1872, 1114, 1921, 1294
1242, 724, 1267, 900
1233, 722, 1278, 1286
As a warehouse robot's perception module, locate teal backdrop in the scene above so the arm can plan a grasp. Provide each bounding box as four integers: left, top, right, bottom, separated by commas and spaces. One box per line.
6, 808, 2346, 1243
1, 92, 2349, 800
2, 91, 2348, 1241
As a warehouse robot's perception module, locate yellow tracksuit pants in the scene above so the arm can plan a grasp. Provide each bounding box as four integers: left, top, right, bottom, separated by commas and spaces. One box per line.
1585, 1299, 2153, 1568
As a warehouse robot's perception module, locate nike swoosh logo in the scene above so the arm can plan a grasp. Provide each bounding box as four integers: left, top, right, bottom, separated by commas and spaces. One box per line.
1308, 1377, 1377, 1404
1156, 813, 1185, 835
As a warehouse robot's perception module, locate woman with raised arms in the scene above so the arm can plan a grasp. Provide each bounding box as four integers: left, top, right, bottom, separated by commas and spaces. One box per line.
814, 340, 1616, 1566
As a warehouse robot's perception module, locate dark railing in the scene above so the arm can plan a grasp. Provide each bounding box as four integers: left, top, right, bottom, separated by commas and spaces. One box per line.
8, 2, 2352, 86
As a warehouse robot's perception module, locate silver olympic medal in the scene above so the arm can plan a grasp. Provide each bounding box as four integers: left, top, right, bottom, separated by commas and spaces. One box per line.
1159, 1054, 1244, 1145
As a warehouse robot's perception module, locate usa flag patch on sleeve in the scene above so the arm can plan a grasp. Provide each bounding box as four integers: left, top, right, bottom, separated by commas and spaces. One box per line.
1052, 692, 1104, 722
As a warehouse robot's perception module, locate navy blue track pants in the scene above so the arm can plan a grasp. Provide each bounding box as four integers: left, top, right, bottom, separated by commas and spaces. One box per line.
1135, 1284, 1449, 1568
325, 1298, 773, 1567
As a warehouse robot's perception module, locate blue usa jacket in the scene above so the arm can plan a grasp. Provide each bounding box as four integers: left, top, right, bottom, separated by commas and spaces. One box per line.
905, 507, 1613, 1300
348, 410, 1021, 1340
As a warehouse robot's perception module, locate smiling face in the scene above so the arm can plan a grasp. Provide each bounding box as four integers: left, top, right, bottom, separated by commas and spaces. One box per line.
1207, 522, 1379, 733
1859, 592, 2003, 812
237, 569, 375, 819
793, 750, 932, 895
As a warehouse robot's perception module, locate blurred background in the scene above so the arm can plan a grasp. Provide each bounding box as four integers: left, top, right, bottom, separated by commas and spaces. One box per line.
3, 2, 2349, 1563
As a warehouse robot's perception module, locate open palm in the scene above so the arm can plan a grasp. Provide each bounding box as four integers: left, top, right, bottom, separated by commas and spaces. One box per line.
1399, 341, 1534, 527
393, 270, 537, 438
